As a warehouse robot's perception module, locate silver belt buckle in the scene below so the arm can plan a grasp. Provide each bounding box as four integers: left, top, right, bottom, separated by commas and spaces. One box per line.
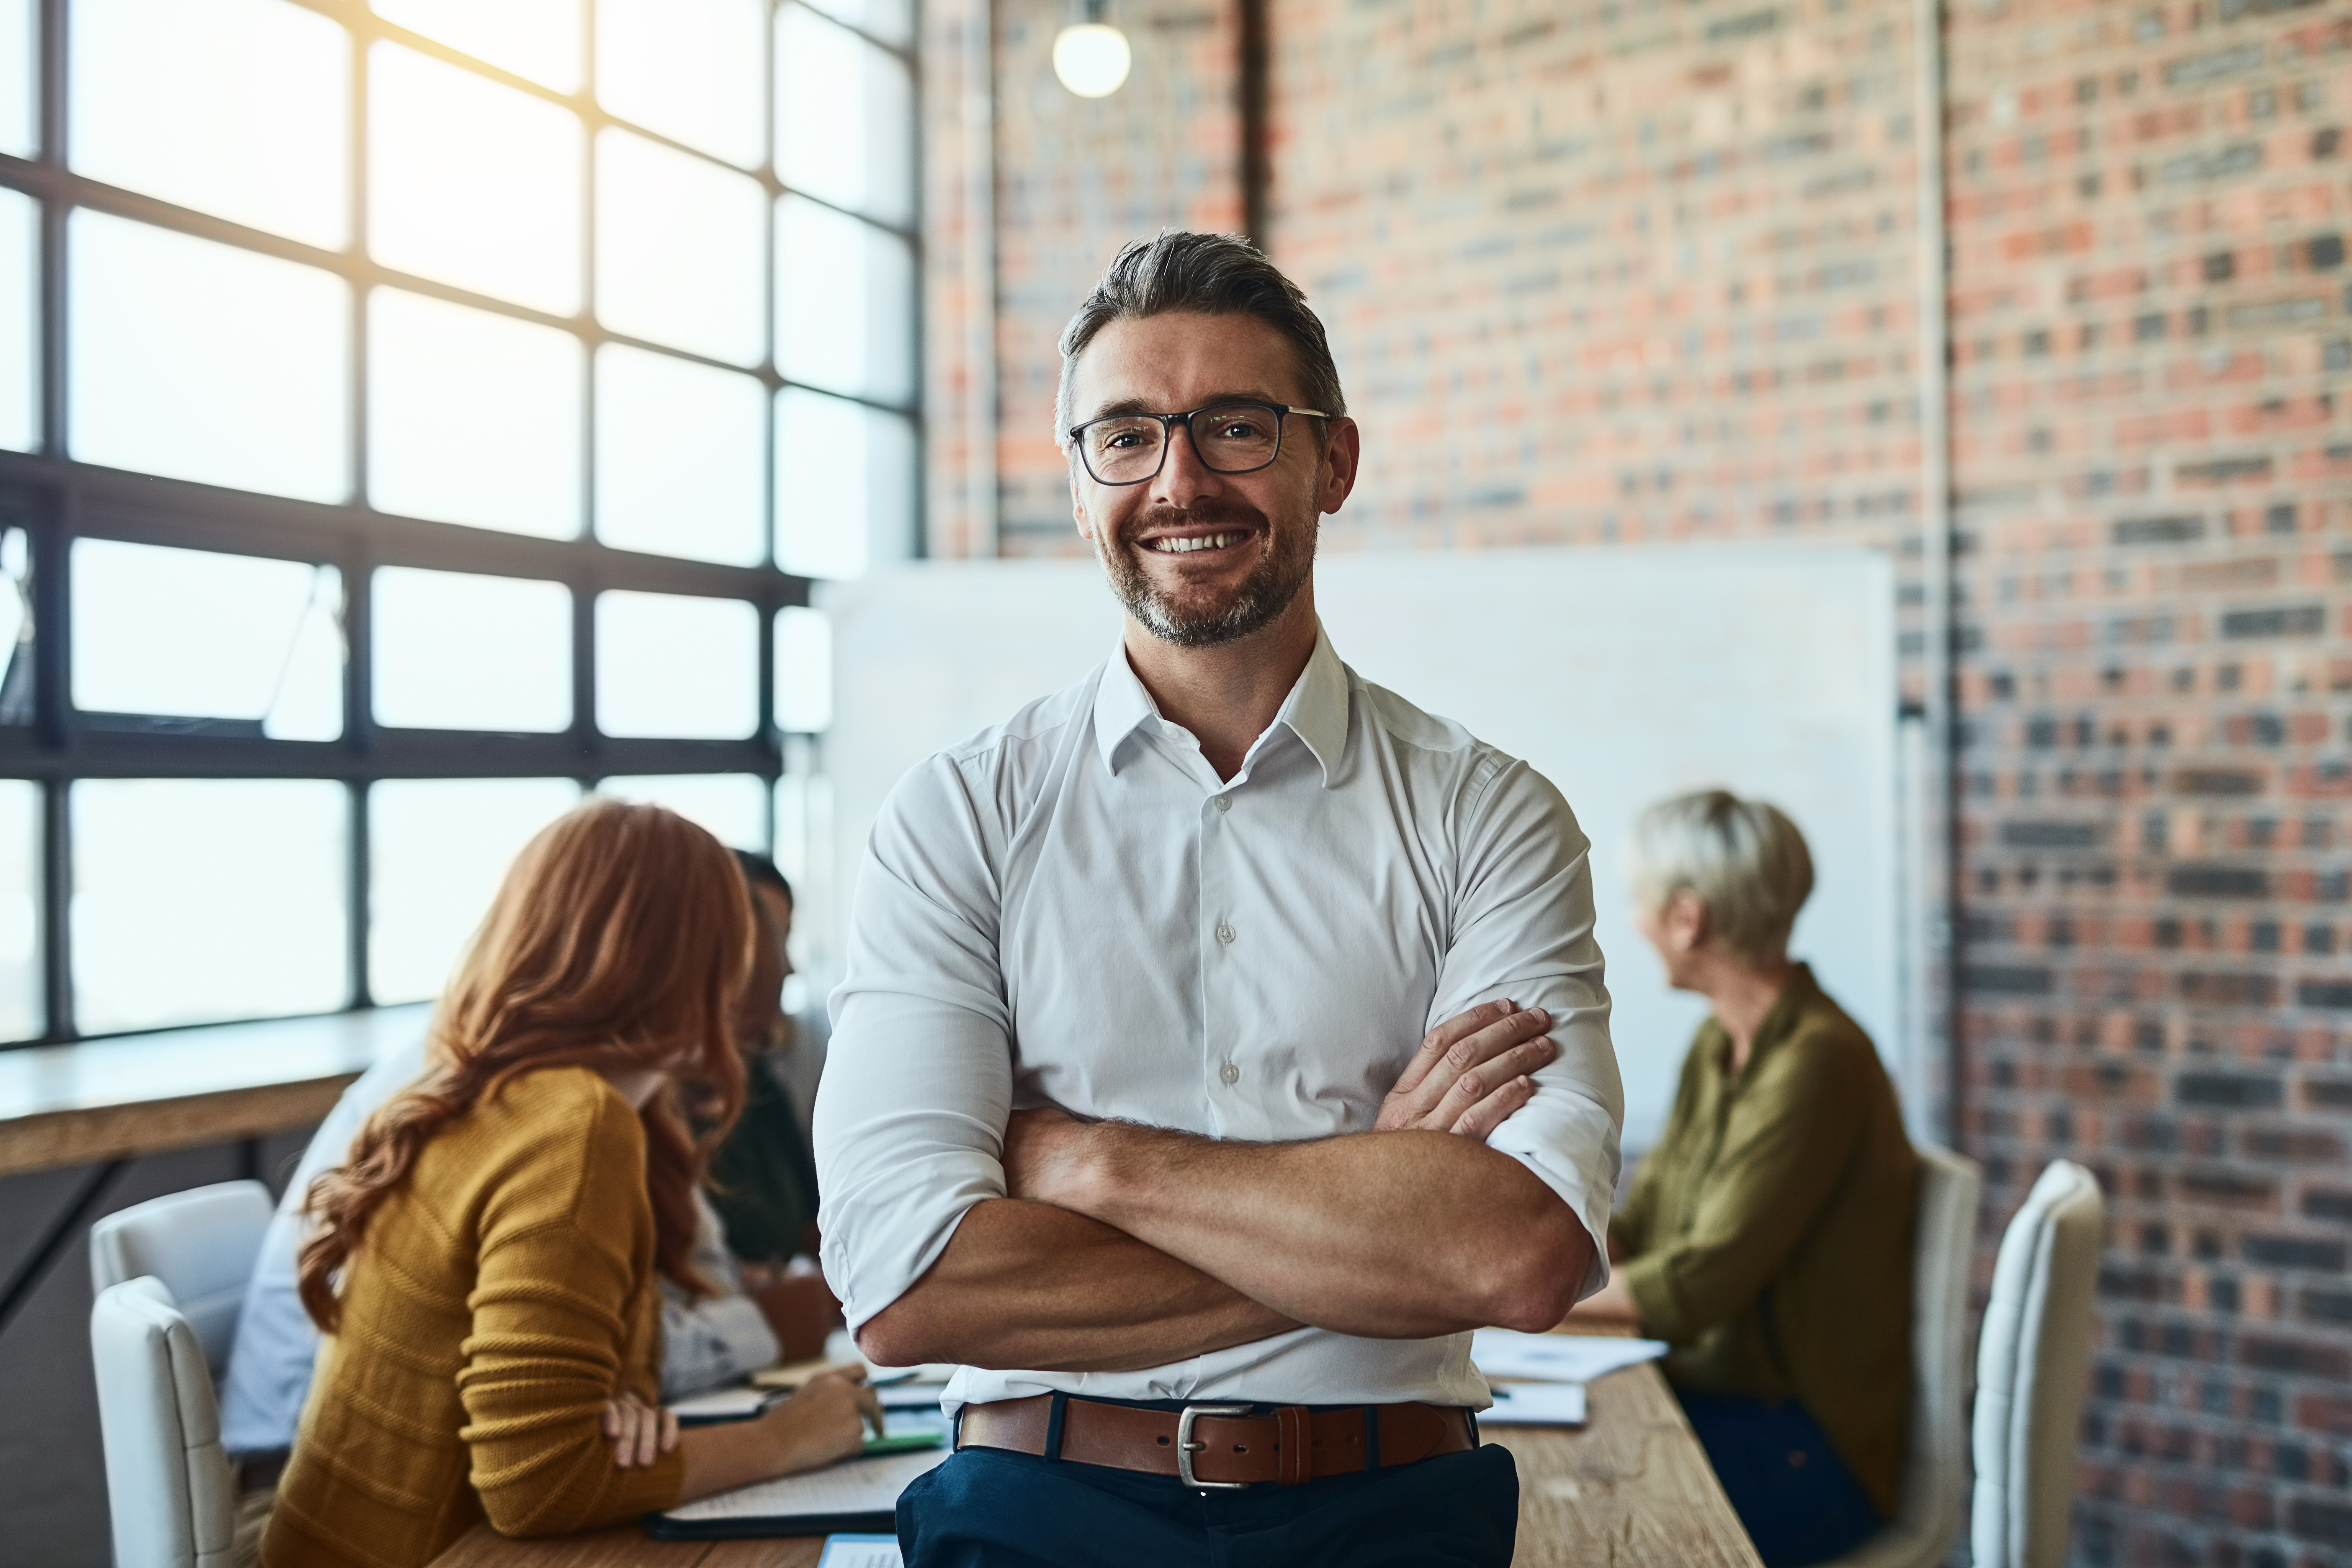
1176, 1402, 1254, 1490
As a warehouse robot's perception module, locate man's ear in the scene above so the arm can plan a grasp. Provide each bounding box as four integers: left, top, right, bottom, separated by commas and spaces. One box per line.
1318, 417, 1362, 516
1069, 461, 1097, 543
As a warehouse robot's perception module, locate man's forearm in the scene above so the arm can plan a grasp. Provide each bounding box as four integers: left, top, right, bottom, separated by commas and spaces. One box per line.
1062, 1126, 1592, 1338
852, 1197, 1298, 1372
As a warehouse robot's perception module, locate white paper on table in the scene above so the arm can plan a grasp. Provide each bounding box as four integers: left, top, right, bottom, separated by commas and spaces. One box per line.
818, 1536, 903, 1568
1478, 1382, 1588, 1427
669, 1385, 780, 1423
658, 1448, 950, 1524
1471, 1330, 1669, 1384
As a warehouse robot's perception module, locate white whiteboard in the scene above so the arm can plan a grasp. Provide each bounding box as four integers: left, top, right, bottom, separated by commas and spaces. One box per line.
817, 544, 1900, 1148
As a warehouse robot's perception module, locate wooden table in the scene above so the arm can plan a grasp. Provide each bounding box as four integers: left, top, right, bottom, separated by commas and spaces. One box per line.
430, 1359, 1760, 1568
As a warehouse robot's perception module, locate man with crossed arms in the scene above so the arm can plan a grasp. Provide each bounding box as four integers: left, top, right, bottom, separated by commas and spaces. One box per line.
816, 231, 1622, 1565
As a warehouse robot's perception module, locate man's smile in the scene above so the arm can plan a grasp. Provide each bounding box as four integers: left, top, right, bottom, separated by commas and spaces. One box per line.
1140, 530, 1254, 556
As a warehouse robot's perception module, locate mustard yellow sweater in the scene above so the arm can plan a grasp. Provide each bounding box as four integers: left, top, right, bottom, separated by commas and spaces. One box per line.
261, 1068, 685, 1568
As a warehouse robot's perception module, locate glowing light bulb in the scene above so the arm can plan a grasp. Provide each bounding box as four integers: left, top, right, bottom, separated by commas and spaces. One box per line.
1052, 22, 1131, 98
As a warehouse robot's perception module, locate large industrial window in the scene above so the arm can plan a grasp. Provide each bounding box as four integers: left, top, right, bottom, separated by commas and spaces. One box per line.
0, 0, 918, 1042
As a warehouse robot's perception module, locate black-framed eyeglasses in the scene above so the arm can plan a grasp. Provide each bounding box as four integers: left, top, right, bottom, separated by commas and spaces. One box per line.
1067, 401, 1333, 486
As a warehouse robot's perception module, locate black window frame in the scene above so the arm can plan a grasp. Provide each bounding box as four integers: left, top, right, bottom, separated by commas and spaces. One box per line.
0, 0, 923, 1045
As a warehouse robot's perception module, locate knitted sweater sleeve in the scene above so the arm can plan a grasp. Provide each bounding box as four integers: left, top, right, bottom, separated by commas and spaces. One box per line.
454, 1079, 684, 1536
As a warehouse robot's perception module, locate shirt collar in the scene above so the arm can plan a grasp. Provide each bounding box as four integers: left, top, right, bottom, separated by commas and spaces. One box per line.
1091, 622, 1351, 788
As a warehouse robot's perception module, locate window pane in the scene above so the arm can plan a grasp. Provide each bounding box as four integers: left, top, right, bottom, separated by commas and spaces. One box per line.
69, 0, 348, 249
595, 590, 758, 739
369, 778, 578, 1004
0, 778, 38, 1040
596, 774, 767, 850
0, 186, 34, 453
69, 210, 351, 502
776, 387, 914, 579
1, 0, 36, 158
369, 288, 582, 537
803, 0, 911, 49
596, 0, 764, 170
596, 128, 765, 367
775, 5, 911, 227
775, 196, 912, 405
370, 41, 582, 314
372, 0, 580, 94
594, 345, 765, 567
73, 541, 342, 739
774, 605, 831, 733
72, 779, 348, 1032
372, 566, 571, 731
0, 528, 32, 726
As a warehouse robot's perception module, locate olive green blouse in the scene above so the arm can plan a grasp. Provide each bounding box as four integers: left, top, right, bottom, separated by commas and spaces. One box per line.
1611, 964, 1919, 1518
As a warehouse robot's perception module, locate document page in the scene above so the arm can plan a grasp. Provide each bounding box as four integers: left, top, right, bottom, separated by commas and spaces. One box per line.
658, 1448, 950, 1525
817, 1536, 903, 1567
1479, 1382, 1589, 1426
1470, 1329, 1669, 1384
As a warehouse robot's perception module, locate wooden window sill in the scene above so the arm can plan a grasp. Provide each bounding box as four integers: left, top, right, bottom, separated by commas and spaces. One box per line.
0, 1005, 432, 1177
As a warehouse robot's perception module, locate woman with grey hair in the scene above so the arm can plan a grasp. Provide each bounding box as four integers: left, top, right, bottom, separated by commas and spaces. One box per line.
1572, 788, 1918, 1568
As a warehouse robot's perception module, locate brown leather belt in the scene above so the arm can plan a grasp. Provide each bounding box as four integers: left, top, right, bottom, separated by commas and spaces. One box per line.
955, 1394, 1477, 1488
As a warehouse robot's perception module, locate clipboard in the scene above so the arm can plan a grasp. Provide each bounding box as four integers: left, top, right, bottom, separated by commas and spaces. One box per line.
645, 1447, 952, 1541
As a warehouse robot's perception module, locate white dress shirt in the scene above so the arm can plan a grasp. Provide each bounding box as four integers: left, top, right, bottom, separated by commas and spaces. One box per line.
816, 624, 1622, 1415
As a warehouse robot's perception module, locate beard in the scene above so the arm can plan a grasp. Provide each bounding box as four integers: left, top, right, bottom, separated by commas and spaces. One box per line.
1096, 498, 1319, 649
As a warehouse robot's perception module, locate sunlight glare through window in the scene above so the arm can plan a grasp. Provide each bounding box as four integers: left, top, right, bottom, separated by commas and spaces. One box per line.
597, 774, 769, 850
774, 605, 832, 733
594, 345, 767, 567
0, 187, 34, 452
372, 566, 573, 732
775, 5, 913, 228
776, 388, 914, 579
596, 0, 764, 170
597, 128, 766, 367
776, 194, 914, 404
69, 211, 350, 502
0, 779, 38, 1040
69, 0, 349, 249
803, 0, 913, 48
372, 0, 580, 94
370, 41, 582, 314
2, 0, 40, 158
369, 288, 582, 537
72, 779, 349, 1032
369, 778, 579, 1004
596, 591, 760, 739
73, 541, 343, 739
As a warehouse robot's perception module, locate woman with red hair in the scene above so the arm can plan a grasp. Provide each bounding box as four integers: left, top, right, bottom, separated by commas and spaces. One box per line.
262, 799, 878, 1568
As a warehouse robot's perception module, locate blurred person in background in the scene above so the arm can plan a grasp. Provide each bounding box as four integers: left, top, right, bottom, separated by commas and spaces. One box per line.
260, 800, 878, 1568
1571, 788, 1917, 1568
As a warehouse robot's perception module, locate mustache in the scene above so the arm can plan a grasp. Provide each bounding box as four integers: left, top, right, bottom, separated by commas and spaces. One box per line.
1117, 499, 1270, 546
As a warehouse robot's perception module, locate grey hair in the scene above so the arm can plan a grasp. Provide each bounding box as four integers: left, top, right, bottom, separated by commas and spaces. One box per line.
1053, 230, 1347, 445
1628, 789, 1815, 966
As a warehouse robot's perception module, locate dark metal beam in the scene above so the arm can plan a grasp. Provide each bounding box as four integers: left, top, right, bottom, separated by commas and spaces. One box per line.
1237, 0, 1270, 250
0, 1159, 125, 1341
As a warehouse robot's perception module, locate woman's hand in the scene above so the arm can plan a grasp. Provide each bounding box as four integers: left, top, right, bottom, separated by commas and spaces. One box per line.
760, 1365, 885, 1474
1378, 1000, 1557, 1137
601, 1391, 680, 1470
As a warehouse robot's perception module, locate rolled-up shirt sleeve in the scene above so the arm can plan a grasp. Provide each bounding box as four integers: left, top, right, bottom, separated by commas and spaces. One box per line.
1431, 757, 1624, 1301
815, 752, 1016, 1336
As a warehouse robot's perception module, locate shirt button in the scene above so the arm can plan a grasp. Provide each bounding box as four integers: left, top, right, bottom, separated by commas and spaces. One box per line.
1215, 924, 1236, 944
1215, 795, 1232, 813
1220, 1060, 1240, 1085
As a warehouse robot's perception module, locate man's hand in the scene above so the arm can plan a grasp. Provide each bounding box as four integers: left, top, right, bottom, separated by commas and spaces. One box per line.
1378, 1000, 1556, 1135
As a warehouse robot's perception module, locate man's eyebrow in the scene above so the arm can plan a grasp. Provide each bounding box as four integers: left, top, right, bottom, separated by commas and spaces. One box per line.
1079, 391, 1292, 422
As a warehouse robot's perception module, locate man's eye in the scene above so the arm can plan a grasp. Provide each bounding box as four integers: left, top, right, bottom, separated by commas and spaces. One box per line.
1213, 420, 1266, 440
1101, 429, 1147, 449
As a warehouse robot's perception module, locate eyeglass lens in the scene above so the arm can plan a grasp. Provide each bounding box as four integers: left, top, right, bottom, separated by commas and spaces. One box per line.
1082, 404, 1283, 482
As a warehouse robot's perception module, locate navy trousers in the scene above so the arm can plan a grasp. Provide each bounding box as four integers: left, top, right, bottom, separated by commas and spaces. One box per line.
897, 1439, 1520, 1568
1675, 1389, 1884, 1568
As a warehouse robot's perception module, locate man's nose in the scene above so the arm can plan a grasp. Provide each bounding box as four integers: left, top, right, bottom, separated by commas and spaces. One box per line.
1148, 420, 1229, 509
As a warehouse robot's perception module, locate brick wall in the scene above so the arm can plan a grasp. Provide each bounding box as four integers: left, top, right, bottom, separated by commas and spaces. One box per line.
1945, 1, 2352, 1562
924, 0, 2352, 1559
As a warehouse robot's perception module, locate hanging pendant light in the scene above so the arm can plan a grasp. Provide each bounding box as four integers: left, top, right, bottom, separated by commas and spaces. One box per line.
1053, 0, 1131, 98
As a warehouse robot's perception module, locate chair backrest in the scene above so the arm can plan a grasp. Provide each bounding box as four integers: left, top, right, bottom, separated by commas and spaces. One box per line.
91, 1277, 242, 1568
1885, 1146, 1983, 1555
1972, 1159, 2105, 1568
90, 1180, 273, 1378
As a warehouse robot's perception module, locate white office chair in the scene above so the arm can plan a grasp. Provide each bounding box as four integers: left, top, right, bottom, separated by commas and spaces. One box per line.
1822, 1143, 1983, 1568
91, 1179, 275, 1378
90, 1181, 275, 1568
1970, 1159, 2105, 1568
92, 1277, 247, 1568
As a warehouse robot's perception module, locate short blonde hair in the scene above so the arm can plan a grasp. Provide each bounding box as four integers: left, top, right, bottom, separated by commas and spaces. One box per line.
1629, 789, 1814, 965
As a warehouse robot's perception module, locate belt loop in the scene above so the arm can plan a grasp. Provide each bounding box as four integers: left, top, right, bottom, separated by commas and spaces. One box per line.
952, 1405, 966, 1452
1044, 1391, 1069, 1461
1466, 1406, 1481, 1447
1363, 1404, 1381, 1472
